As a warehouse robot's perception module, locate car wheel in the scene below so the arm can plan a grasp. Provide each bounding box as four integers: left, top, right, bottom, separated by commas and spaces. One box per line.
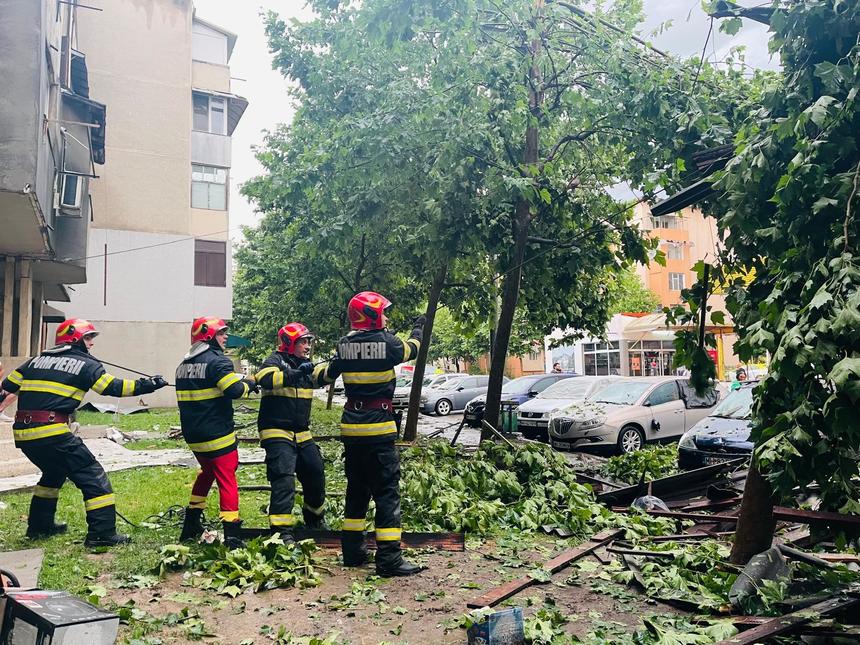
617, 425, 645, 454
434, 399, 453, 416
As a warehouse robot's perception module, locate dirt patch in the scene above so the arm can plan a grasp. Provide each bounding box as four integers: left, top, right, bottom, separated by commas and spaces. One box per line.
108, 539, 670, 644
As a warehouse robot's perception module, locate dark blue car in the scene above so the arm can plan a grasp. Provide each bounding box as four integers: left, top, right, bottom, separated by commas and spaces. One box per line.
463, 373, 576, 428
677, 382, 756, 469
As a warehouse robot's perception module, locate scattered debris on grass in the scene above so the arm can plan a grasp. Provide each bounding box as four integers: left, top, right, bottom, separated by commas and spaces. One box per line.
600, 445, 679, 485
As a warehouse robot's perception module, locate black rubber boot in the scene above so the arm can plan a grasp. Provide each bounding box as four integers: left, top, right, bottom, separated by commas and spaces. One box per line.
222, 520, 245, 550
342, 547, 369, 567
84, 533, 131, 548
26, 496, 67, 539
377, 558, 425, 577
180, 507, 205, 543
303, 509, 328, 530
341, 531, 369, 567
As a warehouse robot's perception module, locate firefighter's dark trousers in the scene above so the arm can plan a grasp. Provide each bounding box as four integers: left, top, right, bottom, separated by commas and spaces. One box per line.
341, 441, 402, 570
265, 440, 326, 529
20, 433, 116, 537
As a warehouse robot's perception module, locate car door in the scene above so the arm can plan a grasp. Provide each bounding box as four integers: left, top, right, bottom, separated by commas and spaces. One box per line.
644, 381, 686, 439
466, 376, 490, 409
451, 377, 477, 409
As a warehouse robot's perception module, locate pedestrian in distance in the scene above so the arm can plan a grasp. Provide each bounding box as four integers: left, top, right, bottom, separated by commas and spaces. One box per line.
316, 291, 426, 577
254, 323, 328, 542
176, 317, 257, 549
0, 318, 168, 547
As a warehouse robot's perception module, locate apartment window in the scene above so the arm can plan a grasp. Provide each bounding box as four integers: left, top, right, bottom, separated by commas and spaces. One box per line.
60, 174, 81, 208
666, 244, 684, 260
191, 164, 227, 210
651, 215, 682, 229
669, 272, 686, 291
582, 341, 620, 376
194, 240, 227, 287
192, 93, 226, 134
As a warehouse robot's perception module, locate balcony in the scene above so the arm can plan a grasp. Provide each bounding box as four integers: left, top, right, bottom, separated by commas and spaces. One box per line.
191, 131, 231, 168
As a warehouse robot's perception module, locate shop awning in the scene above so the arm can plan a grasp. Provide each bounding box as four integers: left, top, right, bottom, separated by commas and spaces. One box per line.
623, 313, 734, 338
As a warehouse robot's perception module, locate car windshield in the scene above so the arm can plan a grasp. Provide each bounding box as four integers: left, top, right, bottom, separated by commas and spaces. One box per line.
437, 377, 467, 390
593, 380, 652, 405
538, 378, 589, 399
711, 386, 754, 420
502, 375, 543, 395
395, 376, 411, 387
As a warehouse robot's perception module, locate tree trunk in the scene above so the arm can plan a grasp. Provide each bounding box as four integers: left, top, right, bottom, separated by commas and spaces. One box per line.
483, 4, 543, 437
326, 381, 335, 410
729, 460, 777, 565
402, 262, 448, 442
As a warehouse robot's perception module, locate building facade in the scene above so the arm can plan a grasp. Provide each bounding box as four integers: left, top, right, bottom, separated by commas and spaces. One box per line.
1, 0, 105, 368
65, 0, 247, 406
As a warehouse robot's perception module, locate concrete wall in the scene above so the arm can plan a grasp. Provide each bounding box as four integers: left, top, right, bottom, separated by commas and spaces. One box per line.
75, 0, 193, 236
192, 60, 230, 93
191, 131, 231, 167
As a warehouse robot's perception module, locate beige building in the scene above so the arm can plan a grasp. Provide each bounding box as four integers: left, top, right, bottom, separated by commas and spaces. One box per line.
65, 0, 247, 405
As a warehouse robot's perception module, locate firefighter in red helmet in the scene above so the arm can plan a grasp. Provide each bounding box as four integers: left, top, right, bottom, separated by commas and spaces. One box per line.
1, 319, 168, 547
316, 292, 425, 576
176, 317, 256, 548
253, 323, 327, 540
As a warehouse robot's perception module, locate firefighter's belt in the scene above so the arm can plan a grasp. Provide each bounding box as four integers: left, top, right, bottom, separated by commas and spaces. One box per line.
345, 398, 393, 412
15, 410, 71, 424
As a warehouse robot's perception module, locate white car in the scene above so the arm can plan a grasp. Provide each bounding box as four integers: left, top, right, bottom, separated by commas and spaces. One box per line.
516, 376, 622, 441
548, 376, 721, 454
392, 375, 413, 410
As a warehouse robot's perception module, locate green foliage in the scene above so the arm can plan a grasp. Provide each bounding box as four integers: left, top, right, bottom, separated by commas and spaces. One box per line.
156, 535, 321, 596
606, 268, 662, 315
600, 444, 679, 485
666, 1, 860, 512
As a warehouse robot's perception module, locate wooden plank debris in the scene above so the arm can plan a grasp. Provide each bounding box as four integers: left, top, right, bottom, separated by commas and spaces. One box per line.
714, 595, 860, 644
239, 527, 465, 551
465, 529, 622, 609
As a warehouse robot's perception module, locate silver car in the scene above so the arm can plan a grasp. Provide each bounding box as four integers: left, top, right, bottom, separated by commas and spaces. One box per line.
420, 375, 509, 416
516, 376, 622, 440
394, 372, 468, 409
548, 376, 720, 454
391, 375, 413, 410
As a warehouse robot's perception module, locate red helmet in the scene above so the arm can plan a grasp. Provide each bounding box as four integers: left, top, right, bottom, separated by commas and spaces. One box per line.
55, 318, 99, 345
277, 322, 314, 354
348, 291, 391, 330
191, 316, 228, 343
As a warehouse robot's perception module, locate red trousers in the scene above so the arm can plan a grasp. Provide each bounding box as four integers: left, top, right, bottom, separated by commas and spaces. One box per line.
189, 450, 239, 522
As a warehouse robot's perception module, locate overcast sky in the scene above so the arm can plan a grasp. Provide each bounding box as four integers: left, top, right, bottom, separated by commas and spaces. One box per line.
191, 0, 778, 240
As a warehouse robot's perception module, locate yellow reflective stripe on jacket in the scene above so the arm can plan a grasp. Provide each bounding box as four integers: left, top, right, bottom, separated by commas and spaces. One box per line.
7, 370, 24, 386
342, 518, 365, 531
176, 387, 222, 402
342, 370, 396, 384
404, 338, 420, 362
216, 373, 243, 391
259, 429, 314, 443
34, 485, 60, 499
19, 380, 85, 400
375, 527, 402, 541
84, 493, 116, 511
91, 373, 114, 394
269, 514, 295, 527
121, 379, 135, 396
187, 432, 236, 453
256, 366, 278, 380
272, 370, 284, 389
220, 510, 240, 522
340, 421, 397, 437
189, 495, 207, 509
13, 423, 70, 442
262, 388, 313, 399
313, 363, 332, 385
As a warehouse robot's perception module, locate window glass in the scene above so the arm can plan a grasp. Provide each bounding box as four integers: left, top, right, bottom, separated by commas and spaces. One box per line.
593, 380, 652, 405
532, 378, 556, 393
647, 382, 680, 406
667, 244, 683, 260
193, 94, 209, 131
210, 97, 226, 134
194, 240, 227, 287
191, 165, 227, 210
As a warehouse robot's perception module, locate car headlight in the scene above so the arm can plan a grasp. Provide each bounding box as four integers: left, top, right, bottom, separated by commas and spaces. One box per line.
578, 418, 601, 429
420, 395, 428, 403
678, 431, 696, 449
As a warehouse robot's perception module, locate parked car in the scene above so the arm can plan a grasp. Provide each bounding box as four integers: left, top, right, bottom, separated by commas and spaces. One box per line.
424, 373, 469, 389
421, 375, 509, 416
548, 376, 720, 454
516, 375, 622, 441
678, 382, 756, 469
463, 373, 577, 429
391, 375, 413, 410
393, 372, 468, 409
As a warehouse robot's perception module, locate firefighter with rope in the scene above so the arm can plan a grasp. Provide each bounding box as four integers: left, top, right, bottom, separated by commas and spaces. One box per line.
0, 318, 168, 547
254, 323, 327, 541
316, 292, 425, 577
176, 317, 256, 548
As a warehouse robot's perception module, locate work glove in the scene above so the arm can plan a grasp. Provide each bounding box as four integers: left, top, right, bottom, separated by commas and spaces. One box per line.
136, 376, 165, 394
412, 314, 427, 328
150, 375, 169, 390
298, 362, 314, 376
244, 378, 260, 394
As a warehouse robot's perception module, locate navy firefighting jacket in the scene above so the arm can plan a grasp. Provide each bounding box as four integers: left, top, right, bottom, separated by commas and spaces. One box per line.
1, 344, 156, 446
175, 342, 253, 457
317, 326, 421, 443
254, 352, 324, 445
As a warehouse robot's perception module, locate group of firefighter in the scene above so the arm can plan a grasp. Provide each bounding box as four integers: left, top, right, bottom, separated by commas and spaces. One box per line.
0, 291, 426, 578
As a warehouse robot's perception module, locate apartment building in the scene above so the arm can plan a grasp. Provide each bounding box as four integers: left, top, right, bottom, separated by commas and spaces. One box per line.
0, 0, 105, 368
65, 0, 247, 406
